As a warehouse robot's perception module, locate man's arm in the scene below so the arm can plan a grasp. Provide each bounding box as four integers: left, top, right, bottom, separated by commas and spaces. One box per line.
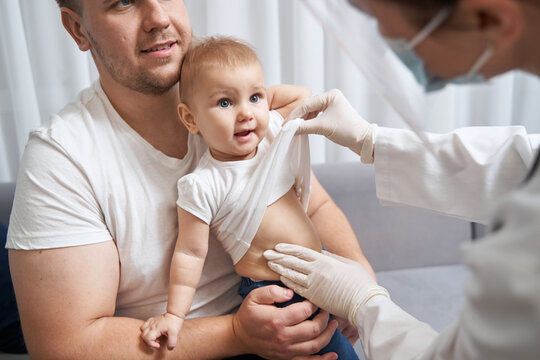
307, 172, 375, 278
9, 241, 236, 360
10, 241, 338, 359
267, 84, 312, 119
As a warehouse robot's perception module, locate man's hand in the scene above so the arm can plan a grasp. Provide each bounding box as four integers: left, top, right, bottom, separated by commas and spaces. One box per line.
232, 285, 339, 360
335, 317, 359, 345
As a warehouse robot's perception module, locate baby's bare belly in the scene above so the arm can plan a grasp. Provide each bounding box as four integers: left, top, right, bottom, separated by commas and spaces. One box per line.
234, 187, 322, 281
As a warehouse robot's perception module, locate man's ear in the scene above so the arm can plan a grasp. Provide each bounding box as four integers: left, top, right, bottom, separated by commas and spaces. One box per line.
177, 103, 199, 134
61, 7, 91, 51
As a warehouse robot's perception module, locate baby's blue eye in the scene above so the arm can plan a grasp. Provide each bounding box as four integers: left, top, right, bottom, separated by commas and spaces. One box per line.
250, 94, 260, 103
218, 99, 231, 108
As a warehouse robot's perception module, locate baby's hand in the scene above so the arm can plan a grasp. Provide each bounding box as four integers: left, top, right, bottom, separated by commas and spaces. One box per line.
140, 312, 185, 350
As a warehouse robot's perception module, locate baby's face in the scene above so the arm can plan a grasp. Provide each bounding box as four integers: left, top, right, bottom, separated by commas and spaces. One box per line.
190, 63, 269, 162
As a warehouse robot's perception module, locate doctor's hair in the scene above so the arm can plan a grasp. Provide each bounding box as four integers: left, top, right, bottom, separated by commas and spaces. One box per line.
55, 0, 82, 14
387, 0, 457, 9
384, 0, 457, 23
179, 36, 262, 105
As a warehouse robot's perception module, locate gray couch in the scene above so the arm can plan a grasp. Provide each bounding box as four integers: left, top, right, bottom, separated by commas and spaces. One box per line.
0, 162, 471, 359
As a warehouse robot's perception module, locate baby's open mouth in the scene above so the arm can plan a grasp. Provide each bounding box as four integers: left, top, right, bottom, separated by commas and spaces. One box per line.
235, 130, 253, 137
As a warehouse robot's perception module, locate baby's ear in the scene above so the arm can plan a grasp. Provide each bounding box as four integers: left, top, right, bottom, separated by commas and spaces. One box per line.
177, 103, 199, 134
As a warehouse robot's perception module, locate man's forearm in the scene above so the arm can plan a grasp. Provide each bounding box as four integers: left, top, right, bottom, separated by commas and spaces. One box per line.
308, 174, 375, 277
53, 314, 242, 360
310, 200, 373, 271
10, 243, 246, 360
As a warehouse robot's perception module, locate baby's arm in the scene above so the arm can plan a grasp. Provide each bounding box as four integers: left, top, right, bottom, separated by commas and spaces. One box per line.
267, 84, 312, 119
140, 207, 210, 350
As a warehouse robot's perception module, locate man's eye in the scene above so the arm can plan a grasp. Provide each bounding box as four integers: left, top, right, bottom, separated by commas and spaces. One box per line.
218, 99, 231, 108
116, 0, 132, 7
250, 94, 260, 103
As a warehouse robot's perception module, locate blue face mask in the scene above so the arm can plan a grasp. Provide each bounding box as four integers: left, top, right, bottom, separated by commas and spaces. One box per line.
384, 7, 494, 92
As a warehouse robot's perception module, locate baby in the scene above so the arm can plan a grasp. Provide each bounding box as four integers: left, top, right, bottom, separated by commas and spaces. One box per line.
140, 36, 359, 359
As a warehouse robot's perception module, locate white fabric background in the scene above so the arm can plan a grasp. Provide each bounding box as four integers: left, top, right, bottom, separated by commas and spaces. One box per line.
1, 0, 540, 182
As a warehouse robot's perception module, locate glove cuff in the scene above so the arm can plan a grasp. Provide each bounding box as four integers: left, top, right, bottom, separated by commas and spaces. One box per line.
360, 124, 377, 164
348, 284, 389, 326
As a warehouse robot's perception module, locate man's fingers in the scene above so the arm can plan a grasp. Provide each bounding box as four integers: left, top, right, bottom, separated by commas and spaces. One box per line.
345, 330, 360, 346
337, 319, 359, 345
293, 353, 338, 360
247, 284, 294, 306
279, 308, 334, 344
275, 299, 320, 326
287, 318, 339, 357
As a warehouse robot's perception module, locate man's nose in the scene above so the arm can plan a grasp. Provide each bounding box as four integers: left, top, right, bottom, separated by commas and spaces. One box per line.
142, 0, 170, 33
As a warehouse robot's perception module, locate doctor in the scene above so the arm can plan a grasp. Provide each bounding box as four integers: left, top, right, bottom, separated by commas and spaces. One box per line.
265, 0, 540, 359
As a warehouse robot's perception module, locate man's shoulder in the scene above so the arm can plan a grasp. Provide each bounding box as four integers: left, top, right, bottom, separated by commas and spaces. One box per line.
52, 82, 106, 127
32, 82, 115, 152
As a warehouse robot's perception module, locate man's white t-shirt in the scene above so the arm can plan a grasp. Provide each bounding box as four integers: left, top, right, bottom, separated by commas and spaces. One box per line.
6, 81, 242, 320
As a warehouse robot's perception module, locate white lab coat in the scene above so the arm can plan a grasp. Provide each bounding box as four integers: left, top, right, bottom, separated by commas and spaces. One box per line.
375, 126, 540, 223
354, 126, 540, 360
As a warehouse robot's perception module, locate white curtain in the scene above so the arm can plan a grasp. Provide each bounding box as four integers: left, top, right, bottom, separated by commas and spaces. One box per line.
1, 0, 540, 183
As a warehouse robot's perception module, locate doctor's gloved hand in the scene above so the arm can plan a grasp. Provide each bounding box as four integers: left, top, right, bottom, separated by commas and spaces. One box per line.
264, 244, 389, 329
286, 89, 378, 163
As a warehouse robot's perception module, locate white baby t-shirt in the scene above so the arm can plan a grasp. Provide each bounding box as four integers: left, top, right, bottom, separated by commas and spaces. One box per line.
176, 112, 311, 264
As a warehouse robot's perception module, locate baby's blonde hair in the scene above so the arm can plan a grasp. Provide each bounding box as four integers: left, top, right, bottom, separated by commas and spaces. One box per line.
179, 36, 262, 105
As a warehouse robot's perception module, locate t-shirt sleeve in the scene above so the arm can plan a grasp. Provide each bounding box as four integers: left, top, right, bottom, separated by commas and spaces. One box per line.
176, 175, 213, 225
267, 110, 285, 138
6, 130, 112, 250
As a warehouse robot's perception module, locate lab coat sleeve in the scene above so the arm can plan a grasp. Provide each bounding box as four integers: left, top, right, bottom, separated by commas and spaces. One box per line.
373, 126, 540, 223
355, 295, 439, 360
356, 170, 540, 360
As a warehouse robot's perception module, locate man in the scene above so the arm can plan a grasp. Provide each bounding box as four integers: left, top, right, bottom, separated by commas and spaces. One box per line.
7, 0, 371, 358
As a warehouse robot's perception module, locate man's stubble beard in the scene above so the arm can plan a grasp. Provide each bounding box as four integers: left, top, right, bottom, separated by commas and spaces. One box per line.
87, 30, 181, 96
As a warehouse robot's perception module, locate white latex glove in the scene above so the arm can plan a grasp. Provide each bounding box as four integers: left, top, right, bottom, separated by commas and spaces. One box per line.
264, 244, 389, 329
286, 89, 378, 163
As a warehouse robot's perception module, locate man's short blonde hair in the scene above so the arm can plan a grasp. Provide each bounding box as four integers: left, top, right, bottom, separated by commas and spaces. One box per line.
179, 36, 262, 105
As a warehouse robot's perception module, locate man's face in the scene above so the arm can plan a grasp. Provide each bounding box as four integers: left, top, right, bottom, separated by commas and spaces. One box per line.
81, 0, 191, 95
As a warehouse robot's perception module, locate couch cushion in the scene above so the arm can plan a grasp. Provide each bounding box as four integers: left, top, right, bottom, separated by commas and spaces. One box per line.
312, 162, 471, 272
0, 183, 16, 226
376, 264, 468, 332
